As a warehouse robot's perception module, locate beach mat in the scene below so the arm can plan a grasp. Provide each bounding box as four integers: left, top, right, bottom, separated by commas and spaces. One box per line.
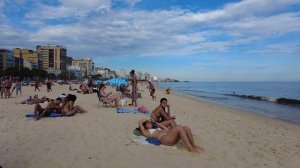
116, 107, 150, 115
25, 112, 63, 118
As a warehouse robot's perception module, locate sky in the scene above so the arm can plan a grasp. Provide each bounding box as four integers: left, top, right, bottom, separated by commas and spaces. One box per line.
0, 0, 300, 82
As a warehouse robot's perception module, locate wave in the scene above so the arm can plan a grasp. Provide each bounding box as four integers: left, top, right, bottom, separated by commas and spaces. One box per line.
180, 89, 204, 93
198, 96, 228, 100
225, 94, 300, 106
168, 87, 300, 107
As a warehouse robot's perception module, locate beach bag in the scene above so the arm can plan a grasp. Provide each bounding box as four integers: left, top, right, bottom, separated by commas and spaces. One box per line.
137, 106, 148, 113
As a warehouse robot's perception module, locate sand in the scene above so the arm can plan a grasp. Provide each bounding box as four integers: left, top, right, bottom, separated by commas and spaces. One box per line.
0, 83, 299, 168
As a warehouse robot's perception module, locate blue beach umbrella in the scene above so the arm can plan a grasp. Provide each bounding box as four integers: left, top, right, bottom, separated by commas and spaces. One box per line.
94, 80, 103, 85
106, 77, 128, 87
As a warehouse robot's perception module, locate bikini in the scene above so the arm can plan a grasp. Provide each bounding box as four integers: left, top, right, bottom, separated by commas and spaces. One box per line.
149, 128, 168, 141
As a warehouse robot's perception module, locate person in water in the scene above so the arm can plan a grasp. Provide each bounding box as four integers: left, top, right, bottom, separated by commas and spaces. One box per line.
138, 118, 203, 153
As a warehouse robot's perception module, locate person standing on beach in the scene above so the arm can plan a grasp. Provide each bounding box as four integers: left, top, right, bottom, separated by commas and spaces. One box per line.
15, 78, 22, 96
34, 81, 41, 92
147, 80, 156, 101
129, 70, 138, 107
4, 77, 12, 98
151, 98, 176, 127
0, 79, 4, 98
46, 80, 52, 92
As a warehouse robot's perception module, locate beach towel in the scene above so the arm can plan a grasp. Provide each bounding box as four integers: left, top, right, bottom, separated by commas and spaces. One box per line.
116, 107, 150, 115
116, 108, 139, 114
25, 112, 63, 118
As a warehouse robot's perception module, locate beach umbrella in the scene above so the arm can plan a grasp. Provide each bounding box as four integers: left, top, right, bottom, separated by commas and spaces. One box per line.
95, 80, 102, 85
106, 77, 128, 87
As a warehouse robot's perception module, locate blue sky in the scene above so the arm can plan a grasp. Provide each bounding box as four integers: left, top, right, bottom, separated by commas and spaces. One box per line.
0, 0, 300, 81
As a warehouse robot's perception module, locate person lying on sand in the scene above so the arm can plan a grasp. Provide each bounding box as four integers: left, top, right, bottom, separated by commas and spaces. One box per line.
16, 95, 48, 105
151, 98, 176, 128
138, 118, 203, 153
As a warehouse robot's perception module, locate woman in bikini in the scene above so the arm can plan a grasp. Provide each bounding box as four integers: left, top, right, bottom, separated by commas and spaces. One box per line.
138, 118, 203, 153
62, 94, 87, 116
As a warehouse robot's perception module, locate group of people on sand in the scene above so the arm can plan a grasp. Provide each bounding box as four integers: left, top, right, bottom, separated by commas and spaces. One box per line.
1, 77, 22, 98
97, 69, 202, 153
16, 92, 87, 120
135, 98, 204, 153
33, 93, 87, 120
97, 70, 140, 107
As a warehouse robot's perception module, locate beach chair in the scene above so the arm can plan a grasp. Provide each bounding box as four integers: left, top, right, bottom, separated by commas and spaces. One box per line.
96, 91, 112, 108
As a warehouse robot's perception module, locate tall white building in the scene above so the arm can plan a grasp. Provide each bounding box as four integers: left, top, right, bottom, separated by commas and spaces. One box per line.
118, 69, 126, 78
136, 71, 143, 80
72, 58, 93, 77
144, 73, 151, 81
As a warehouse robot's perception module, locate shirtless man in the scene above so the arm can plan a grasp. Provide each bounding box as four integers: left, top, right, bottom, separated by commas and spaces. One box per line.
150, 98, 176, 128
4, 77, 12, 98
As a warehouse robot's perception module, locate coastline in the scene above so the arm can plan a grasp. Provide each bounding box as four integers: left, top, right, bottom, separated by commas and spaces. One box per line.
0, 84, 299, 168
158, 87, 300, 127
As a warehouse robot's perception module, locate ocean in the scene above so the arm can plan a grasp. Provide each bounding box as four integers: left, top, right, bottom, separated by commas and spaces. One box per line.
157, 82, 300, 125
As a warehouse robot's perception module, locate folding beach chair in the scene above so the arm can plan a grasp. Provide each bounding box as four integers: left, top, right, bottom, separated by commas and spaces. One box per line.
96, 91, 112, 108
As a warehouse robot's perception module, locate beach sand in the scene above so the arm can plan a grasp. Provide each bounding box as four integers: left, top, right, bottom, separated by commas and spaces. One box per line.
0, 83, 299, 168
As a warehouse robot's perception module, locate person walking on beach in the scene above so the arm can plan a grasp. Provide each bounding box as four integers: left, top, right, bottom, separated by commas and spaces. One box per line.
129, 70, 138, 107
34, 81, 41, 92
147, 80, 156, 101
151, 98, 176, 127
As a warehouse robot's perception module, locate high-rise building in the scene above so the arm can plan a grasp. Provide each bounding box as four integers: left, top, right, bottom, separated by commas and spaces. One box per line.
136, 71, 143, 80
0, 49, 15, 71
36, 45, 67, 72
118, 69, 126, 77
144, 73, 150, 80
72, 58, 93, 77
13, 48, 39, 69
66, 56, 73, 66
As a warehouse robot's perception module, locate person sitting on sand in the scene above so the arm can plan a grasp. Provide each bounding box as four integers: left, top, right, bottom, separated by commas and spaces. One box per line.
151, 98, 176, 128
138, 118, 203, 153
34, 98, 63, 120
98, 83, 120, 107
69, 85, 77, 91
166, 87, 171, 94
61, 94, 87, 116
79, 83, 90, 94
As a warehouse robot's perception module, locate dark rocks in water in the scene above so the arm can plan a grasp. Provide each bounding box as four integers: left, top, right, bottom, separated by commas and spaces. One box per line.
225, 94, 267, 101
276, 98, 300, 105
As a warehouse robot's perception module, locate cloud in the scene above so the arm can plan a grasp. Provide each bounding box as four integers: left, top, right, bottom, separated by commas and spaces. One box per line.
1, 0, 300, 59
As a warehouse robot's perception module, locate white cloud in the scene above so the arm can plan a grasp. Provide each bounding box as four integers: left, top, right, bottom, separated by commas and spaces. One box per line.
1, 0, 300, 59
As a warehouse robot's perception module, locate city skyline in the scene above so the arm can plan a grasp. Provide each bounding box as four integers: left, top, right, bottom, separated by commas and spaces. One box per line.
1, 0, 300, 81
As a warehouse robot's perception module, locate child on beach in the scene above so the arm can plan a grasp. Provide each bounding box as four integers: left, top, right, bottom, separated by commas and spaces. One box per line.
15, 79, 22, 96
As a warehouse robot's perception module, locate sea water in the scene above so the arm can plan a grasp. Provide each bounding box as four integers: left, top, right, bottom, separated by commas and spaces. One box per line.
158, 82, 300, 125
